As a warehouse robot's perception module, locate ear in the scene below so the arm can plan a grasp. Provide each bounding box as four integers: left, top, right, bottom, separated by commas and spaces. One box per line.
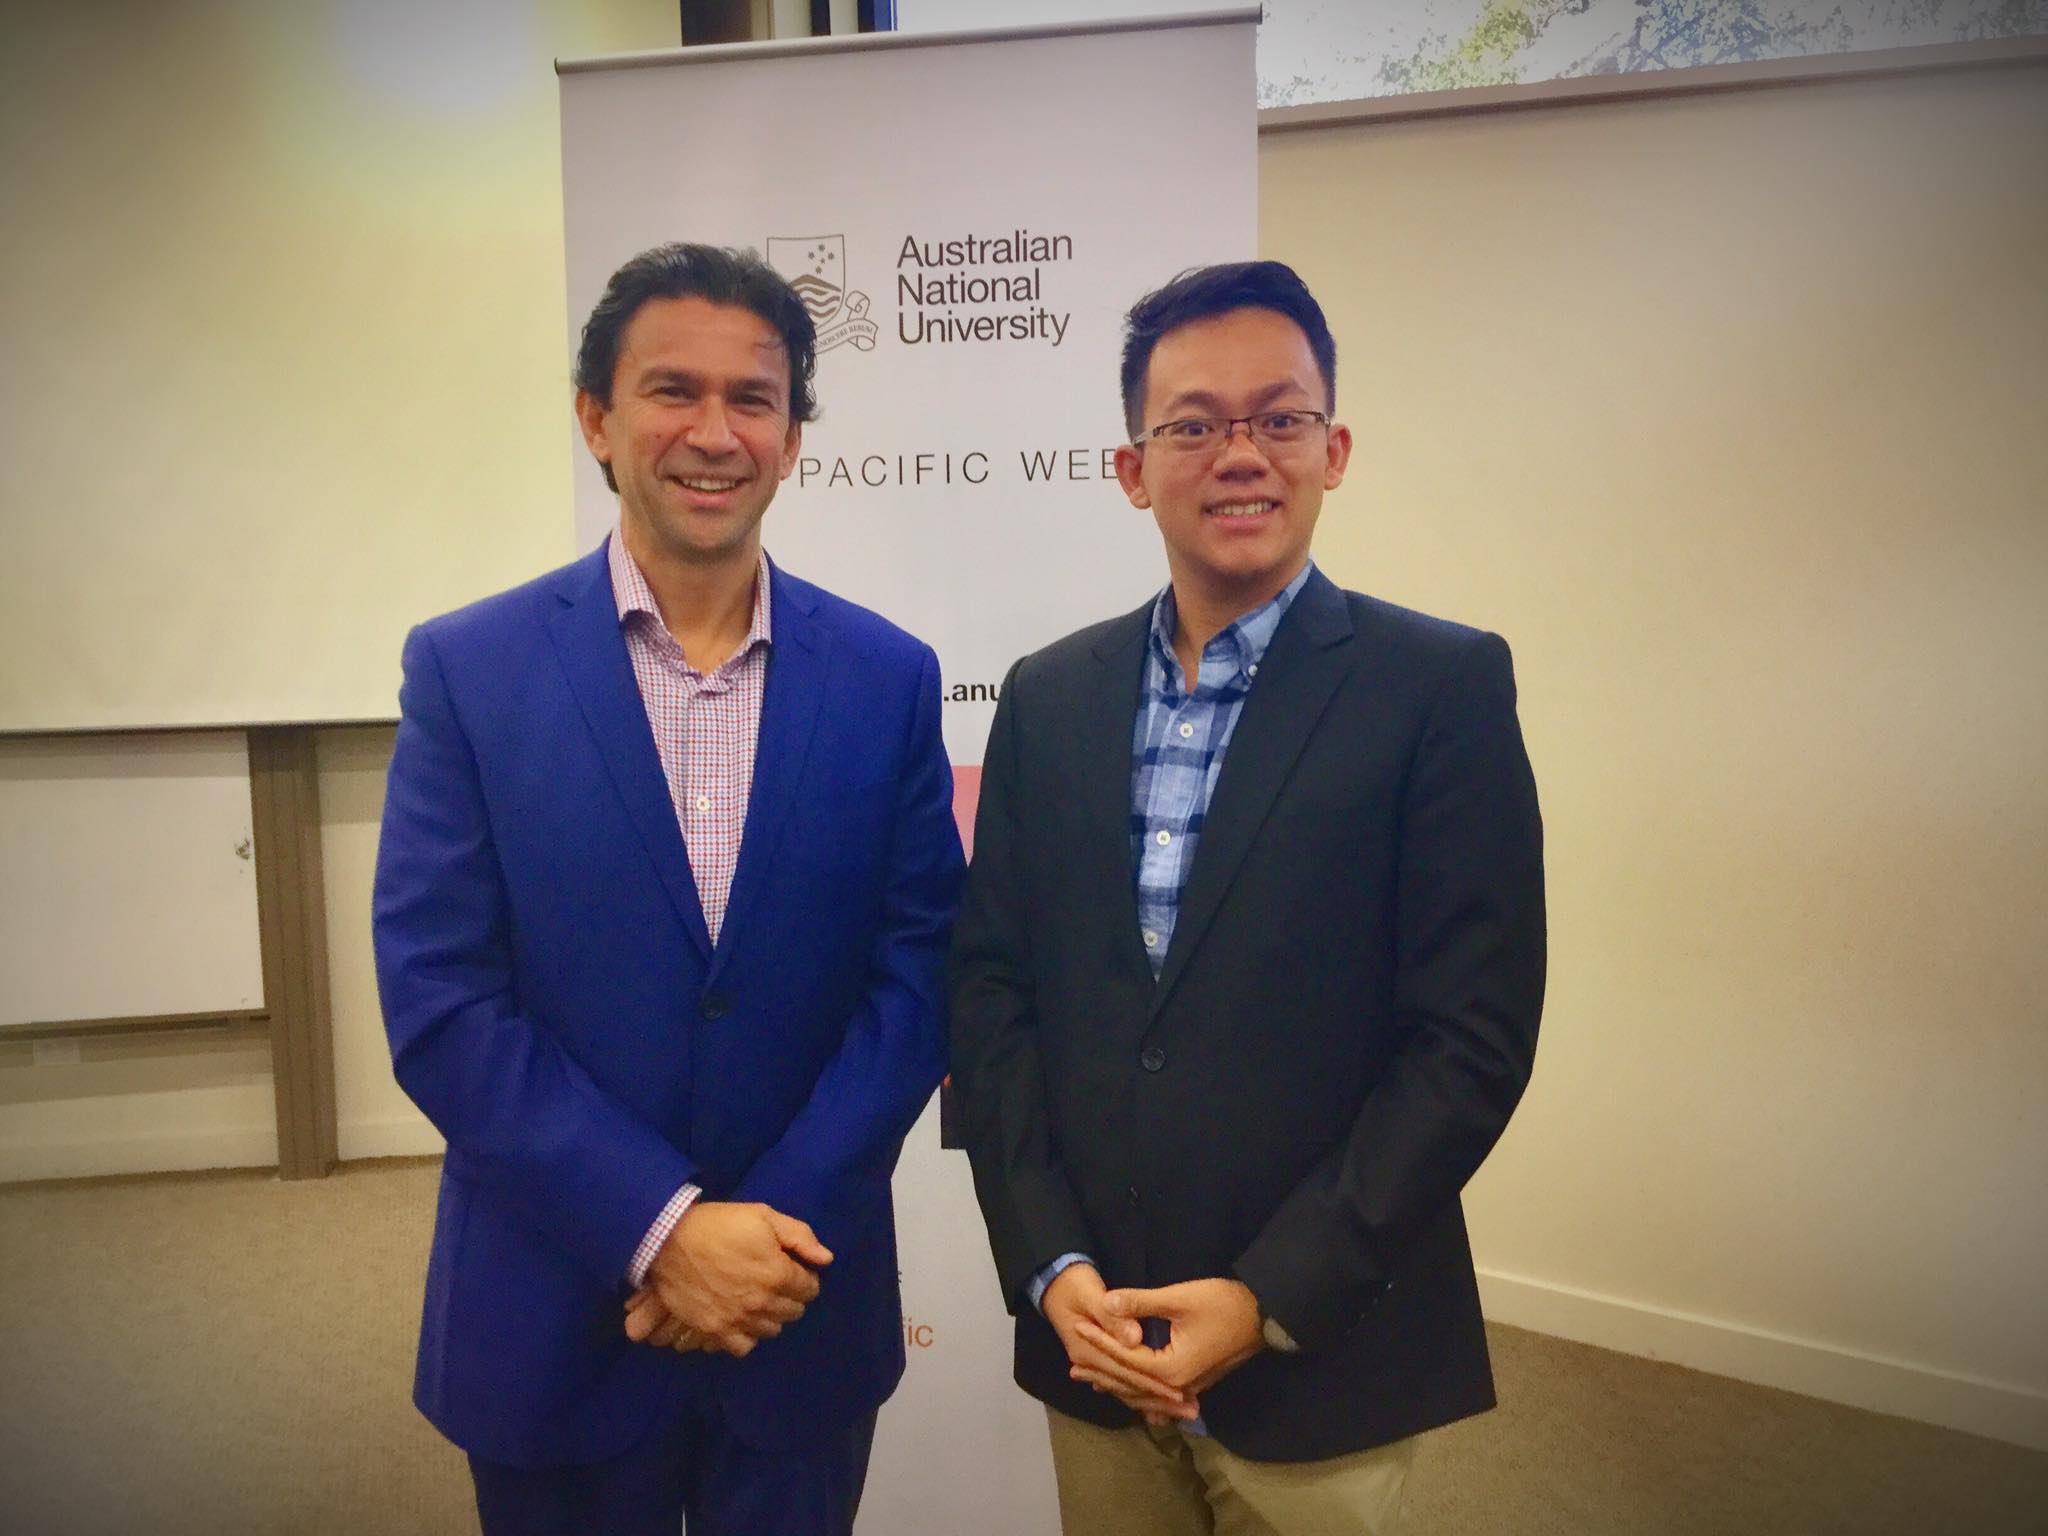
574, 389, 612, 468
1114, 443, 1151, 509
776, 420, 803, 482
1323, 421, 1353, 491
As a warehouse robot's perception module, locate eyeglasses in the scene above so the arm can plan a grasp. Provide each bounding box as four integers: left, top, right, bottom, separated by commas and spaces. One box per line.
1134, 409, 1331, 455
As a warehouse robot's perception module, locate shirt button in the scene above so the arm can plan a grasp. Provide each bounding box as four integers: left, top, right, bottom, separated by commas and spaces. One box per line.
1178, 722, 1194, 739
695, 795, 711, 813
1155, 829, 1171, 847
1143, 930, 1160, 949
1140, 1046, 1166, 1073
1248, 663, 1259, 676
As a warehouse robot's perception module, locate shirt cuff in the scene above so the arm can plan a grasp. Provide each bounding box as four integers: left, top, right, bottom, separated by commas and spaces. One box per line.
627, 1182, 702, 1287
1261, 1312, 1301, 1353
1025, 1251, 1094, 1314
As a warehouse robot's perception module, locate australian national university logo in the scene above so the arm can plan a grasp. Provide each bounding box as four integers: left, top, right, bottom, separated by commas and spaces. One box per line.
767, 235, 878, 354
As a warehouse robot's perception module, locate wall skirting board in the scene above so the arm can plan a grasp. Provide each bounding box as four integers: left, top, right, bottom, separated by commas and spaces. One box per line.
0, 1115, 438, 1184
336, 1116, 444, 1164
0, 1126, 278, 1185
1476, 1269, 2048, 1452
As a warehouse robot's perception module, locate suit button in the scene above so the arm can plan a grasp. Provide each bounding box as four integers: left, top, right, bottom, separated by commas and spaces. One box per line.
1140, 1046, 1165, 1072
1126, 1185, 1142, 1208
700, 993, 729, 1021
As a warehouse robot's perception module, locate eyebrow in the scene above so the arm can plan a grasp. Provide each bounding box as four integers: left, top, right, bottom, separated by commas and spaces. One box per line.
1157, 381, 1315, 417
636, 365, 786, 400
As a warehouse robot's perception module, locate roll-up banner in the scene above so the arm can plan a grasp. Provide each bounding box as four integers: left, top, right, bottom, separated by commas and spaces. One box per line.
560, 13, 1257, 1529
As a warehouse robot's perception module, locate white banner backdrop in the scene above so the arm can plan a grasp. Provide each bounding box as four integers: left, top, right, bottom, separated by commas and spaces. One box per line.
560, 15, 1256, 1531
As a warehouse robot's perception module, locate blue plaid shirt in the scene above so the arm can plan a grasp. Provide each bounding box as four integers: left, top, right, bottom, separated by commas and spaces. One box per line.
1025, 560, 1313, 1341
1130, 561, 1311, 976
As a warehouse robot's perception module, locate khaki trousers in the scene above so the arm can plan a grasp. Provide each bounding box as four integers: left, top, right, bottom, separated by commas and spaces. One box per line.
1046, 1407, 1416, 1536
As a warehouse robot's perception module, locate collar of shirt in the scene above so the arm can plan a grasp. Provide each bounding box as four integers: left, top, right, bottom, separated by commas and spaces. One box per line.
607, 532, 773, 679
1145, 558, 1314, 699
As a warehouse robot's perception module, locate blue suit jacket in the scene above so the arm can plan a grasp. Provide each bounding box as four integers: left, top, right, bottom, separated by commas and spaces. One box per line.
372, 540, 963, 1467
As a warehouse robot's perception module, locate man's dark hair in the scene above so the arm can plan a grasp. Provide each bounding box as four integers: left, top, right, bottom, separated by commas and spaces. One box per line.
574, 243, 819, 491
1118, 260, 1337, 440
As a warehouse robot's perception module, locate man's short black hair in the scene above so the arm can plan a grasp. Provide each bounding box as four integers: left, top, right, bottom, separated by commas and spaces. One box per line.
574, 243, 818, 491
1119, 260, 1337, 440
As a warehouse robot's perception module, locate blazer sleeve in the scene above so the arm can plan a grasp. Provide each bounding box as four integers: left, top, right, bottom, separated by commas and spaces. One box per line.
730, 644, 964, 1226
948, 660, 1099, 1311
1232, 630, 1546, 1351
373, 623, 698, 1283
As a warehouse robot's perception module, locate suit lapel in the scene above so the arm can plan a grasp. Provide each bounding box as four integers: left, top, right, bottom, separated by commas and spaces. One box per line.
707, 559, 827, 982
1151, 570, 1356, 1016
548, 539, 714, 961
1083, 606, 1156, 986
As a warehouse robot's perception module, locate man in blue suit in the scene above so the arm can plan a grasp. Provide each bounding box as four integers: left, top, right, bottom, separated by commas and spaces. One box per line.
373, 243, 964, 1535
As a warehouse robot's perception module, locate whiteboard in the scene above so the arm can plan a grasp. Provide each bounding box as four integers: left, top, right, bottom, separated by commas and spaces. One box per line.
0, 733, 263, 1028
0, 0, 678, 731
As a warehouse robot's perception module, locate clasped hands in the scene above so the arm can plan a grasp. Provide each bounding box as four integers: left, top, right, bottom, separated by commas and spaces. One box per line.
621, 1200, 832, 1358
1043, 1264, 1264, 1426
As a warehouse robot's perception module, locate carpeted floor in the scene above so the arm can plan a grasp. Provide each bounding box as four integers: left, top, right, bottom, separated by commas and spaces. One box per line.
1, 1159, 2041, 1535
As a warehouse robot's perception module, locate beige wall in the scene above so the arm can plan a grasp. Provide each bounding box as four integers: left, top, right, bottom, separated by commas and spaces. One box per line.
1261, 63, 2048, 1441
319, 726, 438, 1161
1, 26, 2041, 1447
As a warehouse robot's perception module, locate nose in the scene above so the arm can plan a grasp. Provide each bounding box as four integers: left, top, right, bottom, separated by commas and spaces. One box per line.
684, 396, 740, 452
1213, 418, 1272, 471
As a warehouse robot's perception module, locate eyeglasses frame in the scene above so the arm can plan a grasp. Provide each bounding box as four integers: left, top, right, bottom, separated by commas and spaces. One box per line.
1130, 408, 1334, 454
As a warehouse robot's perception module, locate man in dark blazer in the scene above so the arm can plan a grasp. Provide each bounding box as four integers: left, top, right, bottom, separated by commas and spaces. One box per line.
374, 244, 962, 1535
950, 261, 1545, 1533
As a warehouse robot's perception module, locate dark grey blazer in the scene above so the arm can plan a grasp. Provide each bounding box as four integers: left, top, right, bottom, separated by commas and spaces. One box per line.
948, 567, 1546, 1461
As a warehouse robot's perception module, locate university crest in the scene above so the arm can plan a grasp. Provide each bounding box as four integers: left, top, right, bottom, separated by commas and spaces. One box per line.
767, 234, 878, 353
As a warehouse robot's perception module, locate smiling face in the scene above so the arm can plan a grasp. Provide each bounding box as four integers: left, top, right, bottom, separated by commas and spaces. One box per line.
1115, 305, 1352, 624
574, 295, 802, 578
